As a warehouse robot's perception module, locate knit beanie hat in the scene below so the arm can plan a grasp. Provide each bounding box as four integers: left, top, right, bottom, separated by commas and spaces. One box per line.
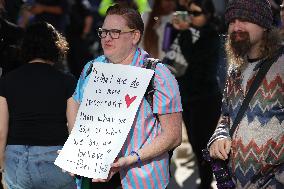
225, 0, 273, 29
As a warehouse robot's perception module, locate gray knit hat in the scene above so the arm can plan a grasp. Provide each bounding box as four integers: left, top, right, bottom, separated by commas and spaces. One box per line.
225, 0, 273, 29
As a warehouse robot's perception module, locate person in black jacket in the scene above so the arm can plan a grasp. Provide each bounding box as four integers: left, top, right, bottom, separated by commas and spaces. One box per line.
173, 0, 222, 188
66, 0, 94, 79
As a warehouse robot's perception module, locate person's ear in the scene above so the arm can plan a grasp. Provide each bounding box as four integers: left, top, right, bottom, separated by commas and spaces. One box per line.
132, 30, 141, 45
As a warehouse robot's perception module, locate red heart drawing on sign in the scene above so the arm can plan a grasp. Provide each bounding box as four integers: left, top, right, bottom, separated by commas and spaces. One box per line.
125, 94, 137, 108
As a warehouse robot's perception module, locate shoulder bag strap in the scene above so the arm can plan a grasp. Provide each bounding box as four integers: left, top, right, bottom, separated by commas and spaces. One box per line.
143, 58, 159, 108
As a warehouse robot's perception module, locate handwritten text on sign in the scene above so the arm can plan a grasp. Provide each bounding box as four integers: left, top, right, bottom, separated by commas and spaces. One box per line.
55, 62, 154, 179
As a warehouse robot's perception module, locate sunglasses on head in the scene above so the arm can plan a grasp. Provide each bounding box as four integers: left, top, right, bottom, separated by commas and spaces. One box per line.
187, 10, 203, 17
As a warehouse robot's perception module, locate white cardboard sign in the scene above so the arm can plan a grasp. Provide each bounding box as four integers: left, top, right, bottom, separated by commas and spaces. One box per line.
55, 62, 154, 179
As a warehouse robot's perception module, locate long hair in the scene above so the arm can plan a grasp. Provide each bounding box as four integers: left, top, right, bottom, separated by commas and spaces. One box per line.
259, 29, 282, 59
225, 28, 282, 68
189, 0, 223, 32
143, 0, 174, 58
189, 0, 215, 21
21, 22, 68, 64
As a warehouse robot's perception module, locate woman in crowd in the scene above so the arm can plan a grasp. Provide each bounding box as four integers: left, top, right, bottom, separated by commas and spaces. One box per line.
173, 0, 222, 188
0, 22, 76, 189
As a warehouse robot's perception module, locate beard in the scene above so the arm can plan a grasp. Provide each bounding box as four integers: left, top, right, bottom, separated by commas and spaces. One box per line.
225, 31, 252, 67
229, 31, 251, 58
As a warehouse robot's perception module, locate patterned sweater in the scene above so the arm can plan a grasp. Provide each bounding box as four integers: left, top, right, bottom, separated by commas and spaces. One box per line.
208, 54, 284, 188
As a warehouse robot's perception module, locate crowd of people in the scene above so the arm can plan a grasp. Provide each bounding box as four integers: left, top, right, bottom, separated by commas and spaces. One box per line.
0, 0, 283, 189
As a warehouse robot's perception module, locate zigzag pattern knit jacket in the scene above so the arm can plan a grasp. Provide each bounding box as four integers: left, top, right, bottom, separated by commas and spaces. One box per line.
208, 54, 284, 188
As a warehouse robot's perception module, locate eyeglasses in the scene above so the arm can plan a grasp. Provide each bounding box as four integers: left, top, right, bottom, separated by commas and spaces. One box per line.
97, 28, 135, 39
187, 10, 203, 17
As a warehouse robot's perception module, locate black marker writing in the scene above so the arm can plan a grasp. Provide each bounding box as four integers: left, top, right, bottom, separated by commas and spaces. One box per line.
93, 73, 114, 84
130, 78, 140, 88
85, 99, 122, 108
80, 112, 94, 121
98, 114, 115, 123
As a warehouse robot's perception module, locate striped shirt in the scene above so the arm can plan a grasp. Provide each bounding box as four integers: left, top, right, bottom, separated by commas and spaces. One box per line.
73, 48, 182, 189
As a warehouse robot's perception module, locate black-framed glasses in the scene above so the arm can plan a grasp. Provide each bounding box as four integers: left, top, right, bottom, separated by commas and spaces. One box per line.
97, 28, 135, 39
187, 10, 203, 17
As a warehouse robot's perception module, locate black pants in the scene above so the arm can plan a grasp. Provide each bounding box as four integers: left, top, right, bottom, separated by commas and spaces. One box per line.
183, 93, 222, 189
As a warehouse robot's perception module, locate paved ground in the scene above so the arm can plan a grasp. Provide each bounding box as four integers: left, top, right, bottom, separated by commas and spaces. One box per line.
168, 156, 217, 189
168, 125, 218, 189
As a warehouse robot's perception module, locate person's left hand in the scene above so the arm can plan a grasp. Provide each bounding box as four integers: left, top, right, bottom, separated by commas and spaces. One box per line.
0, 154, 5, 173
92, 156, 136, 182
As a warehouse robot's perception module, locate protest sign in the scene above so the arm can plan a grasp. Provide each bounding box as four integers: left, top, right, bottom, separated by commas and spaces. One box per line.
55, 62, 154, 179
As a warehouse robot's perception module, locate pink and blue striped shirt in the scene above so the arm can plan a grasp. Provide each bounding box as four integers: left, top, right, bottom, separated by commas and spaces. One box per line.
73, 48, 182, 189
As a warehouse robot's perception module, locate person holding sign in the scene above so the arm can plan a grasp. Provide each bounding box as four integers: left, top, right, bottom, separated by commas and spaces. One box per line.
0, 22, 76, 189
67, 3, 183, 189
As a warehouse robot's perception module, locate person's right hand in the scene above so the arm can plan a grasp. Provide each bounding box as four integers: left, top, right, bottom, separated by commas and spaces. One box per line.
172, 18, 190, 30
209, 138, 231, 160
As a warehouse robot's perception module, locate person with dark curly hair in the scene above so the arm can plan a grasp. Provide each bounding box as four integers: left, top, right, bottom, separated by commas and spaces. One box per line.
0, 22, 77, 189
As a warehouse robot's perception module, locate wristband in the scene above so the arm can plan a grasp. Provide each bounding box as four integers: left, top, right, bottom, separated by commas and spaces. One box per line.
130, 151, 142, 164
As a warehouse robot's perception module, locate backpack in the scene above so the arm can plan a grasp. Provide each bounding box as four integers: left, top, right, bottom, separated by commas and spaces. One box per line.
143, 58, 174, 177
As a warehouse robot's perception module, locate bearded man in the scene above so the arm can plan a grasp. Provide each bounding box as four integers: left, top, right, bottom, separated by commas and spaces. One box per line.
207, 0, 284, 188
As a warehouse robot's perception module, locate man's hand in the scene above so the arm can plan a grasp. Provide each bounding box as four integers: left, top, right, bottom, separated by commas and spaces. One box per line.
209, 138, 232, 160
